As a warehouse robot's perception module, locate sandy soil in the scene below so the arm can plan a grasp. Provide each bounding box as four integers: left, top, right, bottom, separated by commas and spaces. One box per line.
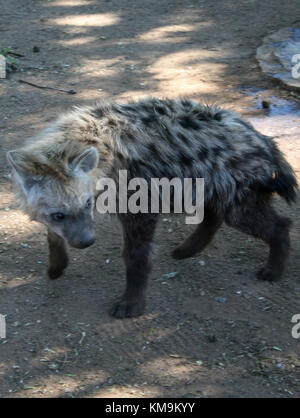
0, 0, 300, 398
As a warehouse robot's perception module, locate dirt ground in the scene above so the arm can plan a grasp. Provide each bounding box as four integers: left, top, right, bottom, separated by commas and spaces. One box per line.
0, 0, 300, 398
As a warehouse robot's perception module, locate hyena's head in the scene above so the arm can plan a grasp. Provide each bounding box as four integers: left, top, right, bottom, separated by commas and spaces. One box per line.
7, 144, 99, 249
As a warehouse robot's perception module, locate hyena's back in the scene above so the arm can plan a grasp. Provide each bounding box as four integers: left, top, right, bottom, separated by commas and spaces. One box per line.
87, 98, 297, 210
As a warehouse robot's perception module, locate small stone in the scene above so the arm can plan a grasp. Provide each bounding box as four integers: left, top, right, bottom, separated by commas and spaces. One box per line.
276, 362, 286, 370
215, 296, 227, 303
20, 243, 31, 248
48, 363, 59, 370
162, 271, 178, 280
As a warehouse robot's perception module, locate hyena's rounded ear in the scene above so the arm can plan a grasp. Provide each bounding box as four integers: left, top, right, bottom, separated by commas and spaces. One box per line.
7, 150, 40, 195
71, 147, 99, 173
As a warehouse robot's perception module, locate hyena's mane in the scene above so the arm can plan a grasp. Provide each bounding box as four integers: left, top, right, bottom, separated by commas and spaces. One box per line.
10, 106, 108, 182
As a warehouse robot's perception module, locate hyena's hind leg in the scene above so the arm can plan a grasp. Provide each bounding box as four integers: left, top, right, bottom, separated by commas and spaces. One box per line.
111, 214, 158, 318
225, 193, 291, 282
47, 229, 69, 279
172, 207, 223, 260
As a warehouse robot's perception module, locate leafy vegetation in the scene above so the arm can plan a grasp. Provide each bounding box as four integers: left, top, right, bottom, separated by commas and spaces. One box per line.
0, 46, 19, 72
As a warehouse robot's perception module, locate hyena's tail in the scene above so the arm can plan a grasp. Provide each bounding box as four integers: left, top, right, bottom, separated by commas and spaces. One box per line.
259, 145, 298, 205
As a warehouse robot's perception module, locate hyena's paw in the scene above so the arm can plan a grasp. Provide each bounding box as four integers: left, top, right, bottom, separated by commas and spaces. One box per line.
47, 266, 65, 280
47, 255, 69, 280
256, 266, 280, 282
110, 298, 146, 318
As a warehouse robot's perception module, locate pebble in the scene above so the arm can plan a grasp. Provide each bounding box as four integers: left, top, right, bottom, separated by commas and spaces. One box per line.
48, 363, 59, 370
161, 271, 178, 280
215, 296, 227, 303
276, 362, 285, 370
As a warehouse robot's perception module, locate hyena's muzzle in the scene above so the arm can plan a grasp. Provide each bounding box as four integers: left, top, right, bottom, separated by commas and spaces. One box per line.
47, 211, 95, 280
56, 212, 95, 249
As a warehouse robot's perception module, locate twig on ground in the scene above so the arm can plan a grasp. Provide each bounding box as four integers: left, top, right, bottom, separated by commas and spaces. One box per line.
18, 79, 77, 94
7, 51, 25, 58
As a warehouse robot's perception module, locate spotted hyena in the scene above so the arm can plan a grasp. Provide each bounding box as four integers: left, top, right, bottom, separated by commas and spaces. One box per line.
7, 98, 298, 318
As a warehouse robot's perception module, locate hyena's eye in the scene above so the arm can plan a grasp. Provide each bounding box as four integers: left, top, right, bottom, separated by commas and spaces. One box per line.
85, 198, 92, 209
51, 212, 65, 222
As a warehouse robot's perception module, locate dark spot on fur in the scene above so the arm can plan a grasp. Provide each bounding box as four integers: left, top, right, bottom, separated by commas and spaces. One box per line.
120, 130, 136, 142
211, 146, 224, 157
91, 108, 104, 118
197, 148, 209, 160
228, 156, 241, 170
165, 100, 175, 112
141, 116, 155, 127
148, 143, 160, 158
178, 133, 189, 144
179, 150, 193, 165
178, 115, 199, 130
191, 109, 210, 122
126, 132, 136, 142
116, 152, 125, 162
128, 158, 152, 178
161, 125, 176, 145
245, 149, 270, 162
154, 105, 167, 115
107, 118, 117, 128
102, 142, 112, 153
128, 159, 140, 176
213, 111, 224, 121
216, 134, 228, 143
181, 99, 193, 110
121, 105, 137, 113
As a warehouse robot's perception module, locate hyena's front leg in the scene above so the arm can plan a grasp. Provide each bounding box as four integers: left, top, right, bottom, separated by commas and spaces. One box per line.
111, 214, 158, 318
47, 228, 69, 279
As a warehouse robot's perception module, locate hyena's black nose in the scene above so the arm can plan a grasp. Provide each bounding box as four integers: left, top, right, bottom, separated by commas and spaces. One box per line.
78, 233, 96, 249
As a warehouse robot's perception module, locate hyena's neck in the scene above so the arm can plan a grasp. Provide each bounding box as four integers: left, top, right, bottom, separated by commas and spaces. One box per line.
58, 104, 148, 182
